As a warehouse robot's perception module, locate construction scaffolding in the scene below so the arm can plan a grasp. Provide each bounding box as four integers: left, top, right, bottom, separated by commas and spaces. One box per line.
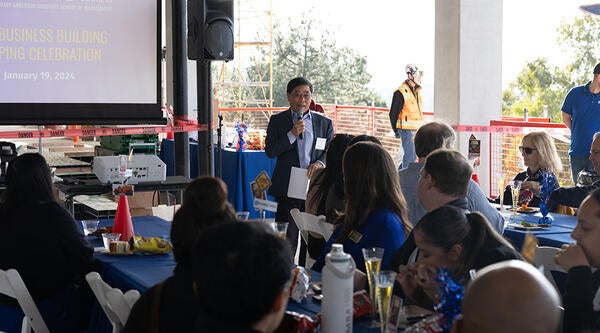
213, 0, 273, 110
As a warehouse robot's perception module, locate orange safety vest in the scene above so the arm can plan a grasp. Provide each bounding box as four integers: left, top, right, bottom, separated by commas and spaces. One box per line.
396, 81, 423, 130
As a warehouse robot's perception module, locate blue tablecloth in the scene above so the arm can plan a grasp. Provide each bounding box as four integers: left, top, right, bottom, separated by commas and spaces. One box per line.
502, 212, 576, 250
87, 217, 377, 332
160, 139, 276, 219
219, 148, 277, 219
536, 233, 576, 248
159, 138, 199, 178
87, 216, 175, 333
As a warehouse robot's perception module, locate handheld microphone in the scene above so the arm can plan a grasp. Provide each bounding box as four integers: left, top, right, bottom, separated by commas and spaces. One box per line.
295, 109, 303, 140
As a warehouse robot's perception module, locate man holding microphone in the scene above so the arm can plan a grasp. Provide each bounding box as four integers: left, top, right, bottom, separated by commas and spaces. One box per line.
265, 77, 334, 256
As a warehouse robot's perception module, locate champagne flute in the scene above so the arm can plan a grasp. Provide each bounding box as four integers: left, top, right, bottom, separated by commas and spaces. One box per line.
509, 180, 522, 222
362, 247, 384, 327
374, 270, 397, 333
496, 173, 506, 212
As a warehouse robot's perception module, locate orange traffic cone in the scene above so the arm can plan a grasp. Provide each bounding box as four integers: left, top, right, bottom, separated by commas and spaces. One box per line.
113, 195, 134, 242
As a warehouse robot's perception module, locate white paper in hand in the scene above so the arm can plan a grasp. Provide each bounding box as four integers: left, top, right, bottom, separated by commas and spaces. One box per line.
287, 167, 309, 200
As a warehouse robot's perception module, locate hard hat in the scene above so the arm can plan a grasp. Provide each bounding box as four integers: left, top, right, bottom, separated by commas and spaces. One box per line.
406, 64, 419, 76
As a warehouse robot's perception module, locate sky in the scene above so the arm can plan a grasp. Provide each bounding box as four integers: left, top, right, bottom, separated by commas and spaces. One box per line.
271, 0, 587, 111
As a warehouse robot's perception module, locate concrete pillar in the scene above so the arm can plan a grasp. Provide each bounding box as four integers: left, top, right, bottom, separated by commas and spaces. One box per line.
434, 0, 503, 196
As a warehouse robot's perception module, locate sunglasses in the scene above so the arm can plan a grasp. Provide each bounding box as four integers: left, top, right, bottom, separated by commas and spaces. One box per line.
518, 146, 537, 154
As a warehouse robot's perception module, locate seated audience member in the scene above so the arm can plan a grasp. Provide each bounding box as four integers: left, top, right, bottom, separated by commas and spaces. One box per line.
125, 176, 237, 332
555, 187, 600, 333
191, 222, 292, 333
400, 121, 504, 233
0, 153, 94, 333
311, 141, 411, 273
452, 260, 561, 333
551, 131, 600, 208
501, 131, 561, 210
305, 133, 354, 258
388, 148, 504, 270
397, 205, 521, 309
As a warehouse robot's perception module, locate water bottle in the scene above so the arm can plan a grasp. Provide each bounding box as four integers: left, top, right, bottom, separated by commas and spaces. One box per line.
524, 107, 529, 122
322, 243, 355, 333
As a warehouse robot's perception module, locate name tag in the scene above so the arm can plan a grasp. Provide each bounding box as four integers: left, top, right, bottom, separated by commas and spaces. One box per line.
315, 137, 326, 150
348, 230, 363, 243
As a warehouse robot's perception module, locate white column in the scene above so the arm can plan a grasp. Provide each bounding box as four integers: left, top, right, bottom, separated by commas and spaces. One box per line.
434, 0, 503, 196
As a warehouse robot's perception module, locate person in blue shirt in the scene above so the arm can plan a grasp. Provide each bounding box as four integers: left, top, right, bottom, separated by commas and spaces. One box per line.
562, 62, 600, 183
312, 141, 411, 273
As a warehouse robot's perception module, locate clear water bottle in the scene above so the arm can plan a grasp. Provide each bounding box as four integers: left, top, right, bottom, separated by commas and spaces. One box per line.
524, 107, 529, 122
322, 244, 355, 333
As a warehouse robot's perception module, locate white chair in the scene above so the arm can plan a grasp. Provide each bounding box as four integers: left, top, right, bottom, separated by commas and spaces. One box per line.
534, 246, 566, 292
86, 271, 141, 333
290, 208, 335, 266
0, 268, 49, 333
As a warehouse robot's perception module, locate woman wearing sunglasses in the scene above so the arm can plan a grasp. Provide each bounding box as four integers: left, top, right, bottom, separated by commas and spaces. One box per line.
501, 131, 562, 210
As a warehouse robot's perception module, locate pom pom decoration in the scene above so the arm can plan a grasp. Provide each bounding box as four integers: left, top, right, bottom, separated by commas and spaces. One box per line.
404, 268, 464, 333
538, 172, 558, 224
433, 268, 464, 333
235, 121, 248, 152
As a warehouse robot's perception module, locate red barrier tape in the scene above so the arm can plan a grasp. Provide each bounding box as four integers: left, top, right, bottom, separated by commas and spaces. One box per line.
0, 123, 208, 139
453, 124, 569, 135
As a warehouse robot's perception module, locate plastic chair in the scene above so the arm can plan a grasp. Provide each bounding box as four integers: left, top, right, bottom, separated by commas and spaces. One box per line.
0, 268, 50, 333
290, 208, 335, 266
86, 272, 141, 333
534, 246, 566, 292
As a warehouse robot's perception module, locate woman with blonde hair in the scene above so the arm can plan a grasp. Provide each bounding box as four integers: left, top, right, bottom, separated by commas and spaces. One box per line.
502, 131, 562, 209
311, 141, 412, 273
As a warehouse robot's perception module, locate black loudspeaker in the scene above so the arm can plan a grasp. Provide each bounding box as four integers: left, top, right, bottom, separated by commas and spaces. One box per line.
187, 0, 234, 61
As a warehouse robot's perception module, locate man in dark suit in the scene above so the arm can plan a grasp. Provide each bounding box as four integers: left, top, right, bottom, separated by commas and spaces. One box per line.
265, 77, 334, 257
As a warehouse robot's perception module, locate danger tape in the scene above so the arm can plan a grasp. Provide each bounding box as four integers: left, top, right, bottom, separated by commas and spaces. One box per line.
0, 123, 207, 139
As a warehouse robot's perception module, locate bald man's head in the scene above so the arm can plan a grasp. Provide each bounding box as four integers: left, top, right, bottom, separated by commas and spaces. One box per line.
453, 260, 561, 333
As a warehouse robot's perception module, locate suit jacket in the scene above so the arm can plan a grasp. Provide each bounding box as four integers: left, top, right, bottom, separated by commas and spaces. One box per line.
265, 109, 334, 197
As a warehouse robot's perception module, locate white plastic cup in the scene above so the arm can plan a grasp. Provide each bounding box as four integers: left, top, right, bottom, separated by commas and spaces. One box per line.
102, 233, 122, 250
81, 220, 100, 236
236, 211, 250, 220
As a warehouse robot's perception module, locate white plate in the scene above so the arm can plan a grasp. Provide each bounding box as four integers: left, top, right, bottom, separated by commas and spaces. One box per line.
507, 223, 543, 230
517, 207, 540, 214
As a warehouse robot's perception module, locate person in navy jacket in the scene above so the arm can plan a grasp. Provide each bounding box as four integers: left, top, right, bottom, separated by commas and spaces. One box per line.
265, 77, 334, 255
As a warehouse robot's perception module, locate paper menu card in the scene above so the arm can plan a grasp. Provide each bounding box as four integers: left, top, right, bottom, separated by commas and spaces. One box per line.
287, 167, 309, 200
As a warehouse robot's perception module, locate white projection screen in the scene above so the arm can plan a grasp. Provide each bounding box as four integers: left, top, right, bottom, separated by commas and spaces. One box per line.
0, 0, 163, 124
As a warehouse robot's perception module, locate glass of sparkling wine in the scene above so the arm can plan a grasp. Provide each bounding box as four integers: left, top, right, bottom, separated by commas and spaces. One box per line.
362, 247, 384, 327
496, 174, 505, 211
375, 270, 397, 333
509, 180, 522, 222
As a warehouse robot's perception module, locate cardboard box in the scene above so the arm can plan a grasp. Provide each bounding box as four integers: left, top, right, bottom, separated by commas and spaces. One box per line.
113, 192, 156, 210
130, 207, 153, 217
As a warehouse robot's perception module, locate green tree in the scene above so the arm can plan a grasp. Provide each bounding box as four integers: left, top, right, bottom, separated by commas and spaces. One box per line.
557, 14, 600, 87
502, 14, 600, 122
502, 58, 566, 122
252, 14, 386, 108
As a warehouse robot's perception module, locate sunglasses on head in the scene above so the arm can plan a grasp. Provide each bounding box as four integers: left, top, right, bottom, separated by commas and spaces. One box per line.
519, 146, 537, 154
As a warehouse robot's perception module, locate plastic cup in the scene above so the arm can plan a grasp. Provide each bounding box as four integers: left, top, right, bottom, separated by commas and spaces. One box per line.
81, 220, 100, 236
236, 211, 250, 220
270, 222, 288, 239
102, 233, 122, 250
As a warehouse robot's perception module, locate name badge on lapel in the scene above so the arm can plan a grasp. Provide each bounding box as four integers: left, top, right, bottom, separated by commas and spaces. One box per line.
315, 137, 326, 150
